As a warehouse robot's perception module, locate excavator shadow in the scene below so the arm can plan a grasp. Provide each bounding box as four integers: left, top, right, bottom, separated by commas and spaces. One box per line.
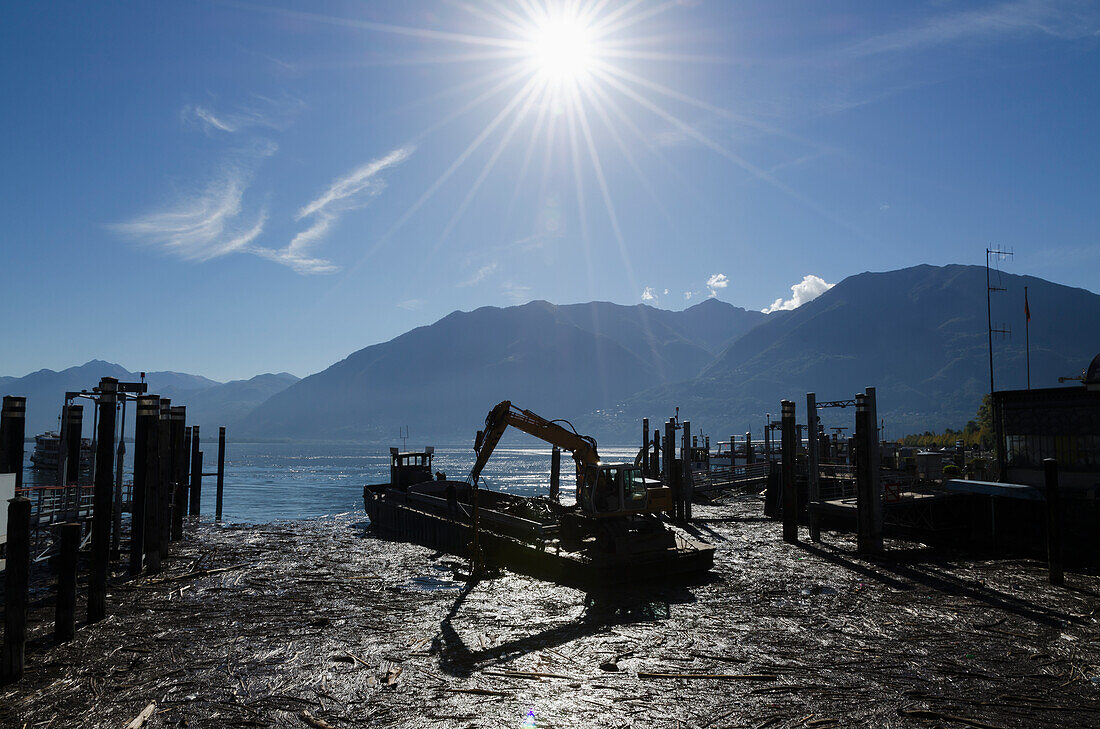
433, 577, 701, 678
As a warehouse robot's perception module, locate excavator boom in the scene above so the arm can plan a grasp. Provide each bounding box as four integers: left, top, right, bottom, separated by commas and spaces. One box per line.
470, 400, 598, 490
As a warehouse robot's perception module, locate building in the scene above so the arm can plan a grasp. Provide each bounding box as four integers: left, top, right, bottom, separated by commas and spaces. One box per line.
994, 353, 1100, 492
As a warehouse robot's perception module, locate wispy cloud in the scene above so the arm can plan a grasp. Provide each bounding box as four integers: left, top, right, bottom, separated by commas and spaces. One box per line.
762, 274, 835, 313
250, 146, 415, 275
181, 96, 303, 135
397, 298, 424, 311
459, 261, 499, 287
111, 144, 276, 263
847, 0, 1100, 57
706, 273, 729, 298
501, 282, 531, 304
641, 286, 658, 302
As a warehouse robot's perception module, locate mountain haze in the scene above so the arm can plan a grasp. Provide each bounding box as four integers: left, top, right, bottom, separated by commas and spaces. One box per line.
599, 264, 1100, 439
1, 362, 299, 438
239, 299, 764, 440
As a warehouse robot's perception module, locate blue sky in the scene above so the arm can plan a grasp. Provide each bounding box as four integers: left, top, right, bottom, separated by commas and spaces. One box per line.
2, 1, 1098, 381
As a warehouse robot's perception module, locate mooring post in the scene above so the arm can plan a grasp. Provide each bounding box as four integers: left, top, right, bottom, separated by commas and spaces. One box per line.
1, 496, 30, 685
641, 418, 649, 476
189, 425, 201, 516
807, 392, 821, 543
178, 425, 191, 537
866, 387, 883, 552
549, 446, 561, 502
55, 522, 80, 642
763, 420, 771, 464
215, 426, 226, 521
682, 420, 693, 522
745, 431, 754, 465
1044, 458, 1064, 586
0, 396, 27, 490
65, 404, 83, 486
646, 428, 655, 479
57, 402, 70, 492
664, 419, 675, 517
157, 400, 172, 557
129, 395, 156, 575
854, 392, 883, 555
143, 396, 162, 574
111, 395, 128, 562
170, 407, 186, 540
88, 377, 117, 623
781, 400, 798, 543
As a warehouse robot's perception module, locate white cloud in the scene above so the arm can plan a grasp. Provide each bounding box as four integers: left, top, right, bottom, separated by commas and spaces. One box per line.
250, 145, 415, 275
641, 286, 658, 302
502, 282, 531, 304
181, 96, 303, 135
847, 0, 1100, 57
458, 262, 499, 287
706, 273, 729, 298
684, 291, 694, 301
111, 149, 273, 264
762, 274, 835, 313
397, 299, 424, 311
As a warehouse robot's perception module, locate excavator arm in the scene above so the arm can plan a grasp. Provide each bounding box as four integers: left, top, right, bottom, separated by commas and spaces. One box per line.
470, 400, 599, 491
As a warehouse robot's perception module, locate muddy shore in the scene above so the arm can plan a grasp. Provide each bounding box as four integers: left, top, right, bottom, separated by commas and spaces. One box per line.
2, 494, 1098, 728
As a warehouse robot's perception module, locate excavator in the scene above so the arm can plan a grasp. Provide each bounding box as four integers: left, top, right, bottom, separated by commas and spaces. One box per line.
470, 400, 673, 519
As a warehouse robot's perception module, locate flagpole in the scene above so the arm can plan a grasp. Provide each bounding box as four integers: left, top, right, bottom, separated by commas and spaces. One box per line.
1025, 286, 1031, 390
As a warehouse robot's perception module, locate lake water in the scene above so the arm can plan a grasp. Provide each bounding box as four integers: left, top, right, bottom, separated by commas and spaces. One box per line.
22, 440, 640, 523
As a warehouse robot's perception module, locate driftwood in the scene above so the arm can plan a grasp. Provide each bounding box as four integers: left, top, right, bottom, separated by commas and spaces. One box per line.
299, 709, 336, 728
898, 707, 1007, 729
637, 672, 779, 681
124, 702, 156, 729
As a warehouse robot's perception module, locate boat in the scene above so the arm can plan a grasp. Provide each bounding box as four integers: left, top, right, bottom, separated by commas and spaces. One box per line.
29, 432, 93, 473
363, 445, 715, 589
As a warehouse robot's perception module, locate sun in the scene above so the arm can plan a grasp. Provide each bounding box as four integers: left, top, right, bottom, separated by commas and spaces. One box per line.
524, 14, 598, 84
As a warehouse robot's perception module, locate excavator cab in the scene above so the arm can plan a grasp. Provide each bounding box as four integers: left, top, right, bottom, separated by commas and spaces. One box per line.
579, 463, 652, 517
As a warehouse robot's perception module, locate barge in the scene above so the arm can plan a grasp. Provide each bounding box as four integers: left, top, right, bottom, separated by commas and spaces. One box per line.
363, 446, 715, 589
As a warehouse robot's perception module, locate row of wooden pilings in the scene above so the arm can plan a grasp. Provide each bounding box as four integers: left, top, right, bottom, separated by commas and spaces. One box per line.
764, 388, 1066, 586
0, 378, 227, 685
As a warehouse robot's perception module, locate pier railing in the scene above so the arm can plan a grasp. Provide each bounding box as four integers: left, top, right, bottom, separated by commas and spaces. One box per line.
693, 461, 771, 493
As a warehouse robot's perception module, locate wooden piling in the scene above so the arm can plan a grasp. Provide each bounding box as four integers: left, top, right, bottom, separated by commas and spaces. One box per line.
55, 522, 80, 642
855, 391, 883, 555
1, 496, 30, 685
807, 392, 821, 543
189, 425, 201, 516
646, 431, 655, 477
1044, 458, 1064, 586
65, 405, 83, 486
157, 400, 172, 557
641, 418, 650, 476
171, 407, 186, 540
681, 420, 693, 522
175, 424, 190, 540
550, 446, 561, 502
663, 420, 675, 518
763, 421, 771, 464
745, 431, 753, 465
87, 377, 117, 623
781, 400, 798, 543
0, 396, 27, 490
215, 426, 226, 521
143, 396, 162, 575
129, 395, 157, 575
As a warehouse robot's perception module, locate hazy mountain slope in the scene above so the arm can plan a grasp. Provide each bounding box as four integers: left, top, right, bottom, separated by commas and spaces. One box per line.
597, 264, 1100, 439
184, 373, 300, 430
239, 299, 771, 440
0, 362, 297, 438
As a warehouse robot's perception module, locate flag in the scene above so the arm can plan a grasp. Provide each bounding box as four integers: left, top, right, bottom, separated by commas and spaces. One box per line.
1024, 288, 1031, 323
